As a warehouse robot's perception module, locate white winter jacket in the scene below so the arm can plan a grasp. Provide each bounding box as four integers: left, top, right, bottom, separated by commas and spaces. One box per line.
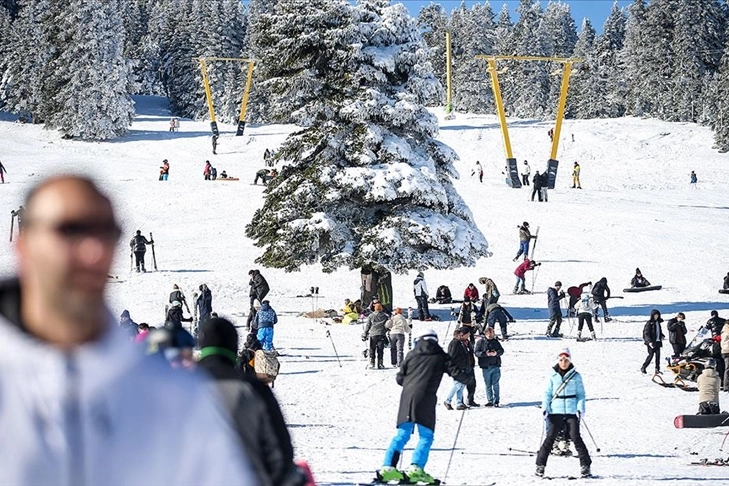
0, 302, 256, 485
386, 314, 412, 335
414, 277, 429, 298
521, 163, 531, 176
575, 293, 597, 315
722, 322, 729, 355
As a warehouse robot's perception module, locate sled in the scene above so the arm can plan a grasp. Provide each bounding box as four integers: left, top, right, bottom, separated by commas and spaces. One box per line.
674, 413, 729, 429
623, 285, 662, 293
719, 289, 729, 295
216, 177, 240, 181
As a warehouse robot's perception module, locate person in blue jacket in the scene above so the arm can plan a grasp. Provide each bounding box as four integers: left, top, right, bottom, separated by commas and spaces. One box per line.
254, 300, 278, 351
536, 348, 592, 478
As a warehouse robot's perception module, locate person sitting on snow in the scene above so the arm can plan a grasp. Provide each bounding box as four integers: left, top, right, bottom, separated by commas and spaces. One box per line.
724, 272, 729, 290
697, 358, 721, 415
631, 268, 651, 288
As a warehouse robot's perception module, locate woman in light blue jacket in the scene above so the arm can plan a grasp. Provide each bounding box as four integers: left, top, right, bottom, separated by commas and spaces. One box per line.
535, 348, 592, 478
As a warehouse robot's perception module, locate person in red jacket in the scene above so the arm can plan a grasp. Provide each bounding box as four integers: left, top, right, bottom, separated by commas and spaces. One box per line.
204, 160, 212, 180
464, 283, 479, 302
514, 259, 540, 294
567, 282, 592, 317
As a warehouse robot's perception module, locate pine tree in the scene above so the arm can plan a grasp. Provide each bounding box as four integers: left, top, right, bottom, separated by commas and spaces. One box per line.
709, 23, 729, 152
620, 0, 650, 116
245, 0, 488, 273
569, 19, 598, 118
540, 1, 577, 118
416, 3, 448, 106
593, 1, 627, 118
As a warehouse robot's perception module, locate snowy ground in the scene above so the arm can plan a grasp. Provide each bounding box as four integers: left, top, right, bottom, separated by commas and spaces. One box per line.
1, 97, 728, 484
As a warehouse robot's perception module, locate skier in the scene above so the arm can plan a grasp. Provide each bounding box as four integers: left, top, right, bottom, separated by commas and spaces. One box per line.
471, 160, 483, 183
574, 291, 597, 341
204, 160, 213, 180
474, 326, 504, 407
546, 281, 566, 337
254, 300, 278, 351
630, 268, 651, 288
377, 328, 451, 485
640, 309, 664, 375
212, 135, 218, 155
248, 269, 270, 308
196, 283, 213, 324
159, 159, 169, 181
521, 160, 531, 186
591, 277, 611, 322
484, 302, 515, 340
666, 312, 687, 359
514, 258, 540, 294
0, 159, 6, 183
513, 221, 537, 261
463, 283, 479, 302
535, 348, 592, 478
363, 303, 389, 369
129, 230, 152, 272
567, 282, 592, 317
572, 162, 581, 189
540, 170, 550, 202
532, 171, 543, 201
444, 328, 475, 411
385, 308, 411, 368
690, 170, 697, 186
697, 358, 721, 415
413, 271, 432, 321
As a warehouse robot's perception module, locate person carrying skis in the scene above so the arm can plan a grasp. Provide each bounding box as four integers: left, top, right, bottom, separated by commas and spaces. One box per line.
0, 159, 6, 183
697, 358, 721, 415
536, 348, 592, 478
513, 221, 537, 261
546, 281, 566, 337
630, 268, 651, 288
413, 271, 432, 321
666, 312, 687, 359
591, 277, 611, 322
386, 308, 411, 368
363, 303, 389, 369
474, 326, 504, 407
444, 328, 475, 411
484, 302, 514, 340
575, 290, 597, 341
641, 309, 664, 374
521, 160, 531, 186
204, 160, 213, 180
248, 269, 270, 308
572, 162, 581, 189
196, 283, 213, 324
130, 230, 152, 272
532, 171, 543, 202
377, 328, 451, 485
514, 258, 540, 294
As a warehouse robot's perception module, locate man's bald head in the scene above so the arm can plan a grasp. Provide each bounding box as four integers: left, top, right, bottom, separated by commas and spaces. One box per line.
24, 175, 112, 216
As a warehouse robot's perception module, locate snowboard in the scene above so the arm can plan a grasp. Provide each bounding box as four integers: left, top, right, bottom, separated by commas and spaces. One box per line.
623, 285, 662, 293
719, 289, 729, 295
674, 413, 729, 429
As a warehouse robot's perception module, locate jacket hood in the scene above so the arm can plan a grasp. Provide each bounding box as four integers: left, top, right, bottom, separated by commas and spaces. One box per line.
599, 277, 607, 284
416, 337, 445, 355
260, 302, 272, 311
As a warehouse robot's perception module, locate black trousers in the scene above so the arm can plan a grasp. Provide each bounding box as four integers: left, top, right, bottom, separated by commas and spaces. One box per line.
522, 174, 530, 186
531, 186, 542, 201
577, 314, 594, 333
671, 342, 685, 358
415, 295, 430, 320
369, 336, 386, 365
537, 414, 591, 467
134, 251, 146, 270
642, 344, 661, 372
594, 299, 609, 319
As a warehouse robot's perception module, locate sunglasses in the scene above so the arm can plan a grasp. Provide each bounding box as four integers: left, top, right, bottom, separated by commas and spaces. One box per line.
26, 219, 122, 242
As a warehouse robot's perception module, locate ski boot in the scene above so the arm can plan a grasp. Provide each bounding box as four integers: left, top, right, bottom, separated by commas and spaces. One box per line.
590, 331, 596, 340
513, 286, 519, 293
406, 465, 440, 484
576, 332, 582, 340
535, 465, 545, 477
580, 465, 592, 478
376, 466, 406, 484
545, 326, 553, 337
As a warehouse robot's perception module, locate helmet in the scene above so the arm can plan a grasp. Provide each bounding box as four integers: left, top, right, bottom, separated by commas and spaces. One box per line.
705, 358, 717, 369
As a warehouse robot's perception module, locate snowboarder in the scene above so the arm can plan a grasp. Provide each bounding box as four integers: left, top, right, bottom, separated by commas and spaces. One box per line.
386, 308, 412, 368
0, 160, 6, 183
536, 348, 592, 479
572, 162, 581, 189
254, 300, 278, 351
159, 159, 169, 181
377, 328, 451, 485
630, 268, 651, 288
521, 160, 531, 186
196, 283, 213, 324
532, 171, 543, 202
248, 269, 270, 308
513, 221, 537, 261
591, 277, 611, 322
641, 309, 664, 375
514, 258, 540, 294
413, 271, 432, 321
546, 281, 566, 337
474, 326, 504, 407
129, 230, 152, 272
463, 283, 479, 302
540, 171, 550, 202
363, 303, 389, 369
697, 358, 721, 415
444, 328, 475, 411
575, 291, 597, 341
484, 302, 515, 340
471, 161, 483, 183
666, 312, 687, 358
204, 160, 213, 180
212, 135, 218, 155
690, 170, 697, 187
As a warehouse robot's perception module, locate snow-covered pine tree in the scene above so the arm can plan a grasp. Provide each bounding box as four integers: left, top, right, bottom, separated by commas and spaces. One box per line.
592, 1, 626, 118
416, 3, 448, 106
568, 19, 598, 118
245, 0, 488, 273
708, 23, 729, 152
47, 0, 134, 140
540, 1, 577, 118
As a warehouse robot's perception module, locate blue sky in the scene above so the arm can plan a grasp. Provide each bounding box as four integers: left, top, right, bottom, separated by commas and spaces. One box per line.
401, 1, 632, 33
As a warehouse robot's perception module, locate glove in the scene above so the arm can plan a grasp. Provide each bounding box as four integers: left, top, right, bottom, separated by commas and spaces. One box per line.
543, 410, 549, 417
509, 319, 516, 323
361, 333, 368, 342
559, 291, 566, 298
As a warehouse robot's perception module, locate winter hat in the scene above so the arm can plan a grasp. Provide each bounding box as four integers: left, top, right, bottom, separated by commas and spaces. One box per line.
651, 309, 661, 317
414, 327, 438, 342
173, 284, 179, 290
711, 310, 719, 317
417, 271, 424, 277
253, 299, 261, 309
374, 303, 383, 311
554, 281, 562, 287
395, 308, 402, 315
523, 221, 529, 227
635, 268, 641, 274
198, 318, 239, 363
479, 277, 487, 285
171, 300, 181, 308
120, 309, 130, 319
558, 347, 571, 360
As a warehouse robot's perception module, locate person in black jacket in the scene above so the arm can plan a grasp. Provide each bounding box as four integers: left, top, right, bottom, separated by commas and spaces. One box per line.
591, 277, 611, 322
641, 309, 664, 374
724, 272, 729, 290
546, 282, 566, 337
666, 312, 687, 359
248, 269, 270, 308
377, 328, 452, 485
630, 268, 651, 288
532, 171, 543, 202
706, 310, 726, 338
129, 230, 152, 272
196, 283, 213, 324
444, 328, 475, 411
540, 171, 550, 202
169, 284, 189, 312
474, 327, 504, 406
197, 318, 305, 486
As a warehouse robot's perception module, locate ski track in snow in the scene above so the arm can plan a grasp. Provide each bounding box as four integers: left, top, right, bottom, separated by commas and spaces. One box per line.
1, 97, 728, 484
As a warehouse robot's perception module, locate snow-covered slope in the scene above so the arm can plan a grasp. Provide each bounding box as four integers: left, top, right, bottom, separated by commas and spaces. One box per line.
1, 97, 728, 484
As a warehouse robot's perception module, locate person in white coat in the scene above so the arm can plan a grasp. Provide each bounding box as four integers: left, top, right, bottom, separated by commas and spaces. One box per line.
386, 307, 412, 367
575, 291, 597, 341
0, 176, 256, 485
521, 160, 531, 186
413, 272, 432, 321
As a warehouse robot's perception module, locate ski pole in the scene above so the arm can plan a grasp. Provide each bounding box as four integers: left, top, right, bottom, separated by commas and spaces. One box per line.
443, 407, 467, 484
530, 264, 541, 294
325, 330, 341, 367
580, 418, 601, 452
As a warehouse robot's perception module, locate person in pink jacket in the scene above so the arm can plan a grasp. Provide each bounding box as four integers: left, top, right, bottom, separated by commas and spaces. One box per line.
514, 258, 540, 294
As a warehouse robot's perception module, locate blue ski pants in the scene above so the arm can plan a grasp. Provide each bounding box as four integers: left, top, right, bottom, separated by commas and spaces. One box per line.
384, 422, 434, 469
515, 240, 530, 259
257, 327, 274, 351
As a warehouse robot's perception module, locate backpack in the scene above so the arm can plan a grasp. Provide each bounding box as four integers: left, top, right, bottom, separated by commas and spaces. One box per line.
211, 167, 217, 180
254, 349, 280, 385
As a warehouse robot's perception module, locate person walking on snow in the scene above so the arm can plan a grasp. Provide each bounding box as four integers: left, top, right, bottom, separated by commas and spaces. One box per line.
641, 309, 664, 375
591, 277, 611, 322
532, 171, 543, 201
248, 269, 270, 308
386, 308, 411, 368
130, 230, 152, 272
540, 171, 550, 202
575, 291, 597, 341
196, 283, 213, 324
204, 160, 213, 180
413, 271, 432, 321
212, 135, 218, 155
474, 327, 504, 407
535, 348, 592, 478
546, 281, 566, 337
0, 160, 6, 183
697, 358, 721, 415
690, 171, 697, 187
444, 328, 475, 411
377, 328, 451, 485
364, 303, 389, 369
572, 162, 581, 189
666, 312, 687, 359
471, 161, 483, 183
254, 300, 277, 351
514, 258, 540, 294
513, 221, 537, 261
521, 160, 531, 186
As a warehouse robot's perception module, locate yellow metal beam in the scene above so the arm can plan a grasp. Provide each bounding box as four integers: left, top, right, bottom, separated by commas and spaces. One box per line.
550, 62, 572, 160
486, 58, 513, 159
445, 32, 453, 114
198, 58, 217, 124
239, 60, 255, 122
